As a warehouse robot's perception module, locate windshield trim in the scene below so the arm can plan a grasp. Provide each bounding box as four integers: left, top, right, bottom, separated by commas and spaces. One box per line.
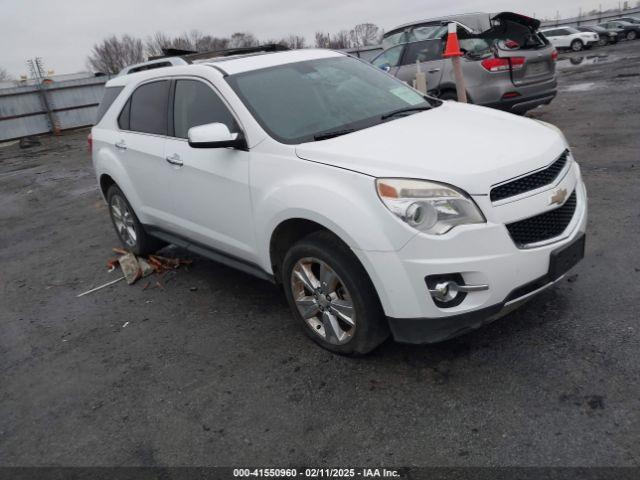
225, 56, 438, 145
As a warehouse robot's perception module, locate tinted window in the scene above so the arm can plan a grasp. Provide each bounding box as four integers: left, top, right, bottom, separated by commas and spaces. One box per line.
96, 86, 124, 124
402, 40, 443, 65
118, 99, 131, 130
128, 80, 170, 135
173, 80, 237, 139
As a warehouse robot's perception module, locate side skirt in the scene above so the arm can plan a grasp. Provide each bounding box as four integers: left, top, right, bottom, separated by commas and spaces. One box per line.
144, 225, 275, 283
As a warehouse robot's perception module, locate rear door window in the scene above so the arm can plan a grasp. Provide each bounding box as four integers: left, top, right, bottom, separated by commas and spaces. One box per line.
96, 86, 123, 124
128, 80, 170, 135
402, 40, 443, 65
172, 79, 238, 139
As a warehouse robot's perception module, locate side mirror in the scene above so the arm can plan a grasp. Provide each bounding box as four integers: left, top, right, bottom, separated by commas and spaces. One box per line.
379, 63, 391, 72
188, 122, 247, 150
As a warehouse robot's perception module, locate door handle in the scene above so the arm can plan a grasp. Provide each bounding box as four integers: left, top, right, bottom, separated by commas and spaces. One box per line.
428, 68, 441, 73
115, 140, 127, 150
165, 153, 183, 167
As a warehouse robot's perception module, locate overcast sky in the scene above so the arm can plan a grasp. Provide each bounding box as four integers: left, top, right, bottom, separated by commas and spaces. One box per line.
0, 0, 624, 76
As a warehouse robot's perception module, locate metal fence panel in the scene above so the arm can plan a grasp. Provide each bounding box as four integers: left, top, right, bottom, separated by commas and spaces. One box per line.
0, 75, 111, 142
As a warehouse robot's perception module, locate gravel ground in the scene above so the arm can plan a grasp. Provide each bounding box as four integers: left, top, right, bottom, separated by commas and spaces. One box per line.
0, 41, 639, 467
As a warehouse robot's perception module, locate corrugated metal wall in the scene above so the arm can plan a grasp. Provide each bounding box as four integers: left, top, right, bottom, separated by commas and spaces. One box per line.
0, 75, 111, 142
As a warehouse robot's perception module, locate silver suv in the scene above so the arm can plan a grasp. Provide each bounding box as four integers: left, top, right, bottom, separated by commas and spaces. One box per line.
373, 12, 558, 114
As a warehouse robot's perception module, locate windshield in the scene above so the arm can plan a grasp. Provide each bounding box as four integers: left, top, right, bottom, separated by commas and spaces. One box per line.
226, 56, 434, 144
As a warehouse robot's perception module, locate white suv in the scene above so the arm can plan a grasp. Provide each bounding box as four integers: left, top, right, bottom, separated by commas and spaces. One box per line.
91, 48, 587, 355
541, 27, 599, 51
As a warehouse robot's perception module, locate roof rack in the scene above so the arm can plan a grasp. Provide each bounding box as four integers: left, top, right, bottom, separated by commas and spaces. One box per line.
183, 43, 289, 62
119, 44, 290, 76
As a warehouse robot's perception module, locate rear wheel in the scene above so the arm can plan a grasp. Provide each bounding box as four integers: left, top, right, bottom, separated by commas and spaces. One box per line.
107, 185, 164, 256
282, 231, 389, 355
571, 39, 584, 52
627, 30, 637, 41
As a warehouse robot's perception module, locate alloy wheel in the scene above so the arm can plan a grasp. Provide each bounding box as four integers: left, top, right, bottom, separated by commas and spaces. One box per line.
290, 257, 356, 345
110, 194, 137, 247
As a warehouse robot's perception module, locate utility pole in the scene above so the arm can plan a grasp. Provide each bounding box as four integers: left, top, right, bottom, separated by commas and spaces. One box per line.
27, 57, 59, 135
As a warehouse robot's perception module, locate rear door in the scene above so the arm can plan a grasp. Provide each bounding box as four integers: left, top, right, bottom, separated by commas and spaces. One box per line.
114, 80, 173, 227
394, 39, 445, 89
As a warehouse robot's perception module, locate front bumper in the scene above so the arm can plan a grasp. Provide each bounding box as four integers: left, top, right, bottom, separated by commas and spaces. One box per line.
356, 165, 587, 344
387, 234, 583, 343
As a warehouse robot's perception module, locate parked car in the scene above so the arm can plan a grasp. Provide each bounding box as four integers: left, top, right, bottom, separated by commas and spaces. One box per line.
344, 45, 384, 62
597, 20, 640, 40
540, 27, 599, 51
373, 12, 558, 114
615, 16, 640, 24
577, 26, 618, 45
92, 47, 587, 355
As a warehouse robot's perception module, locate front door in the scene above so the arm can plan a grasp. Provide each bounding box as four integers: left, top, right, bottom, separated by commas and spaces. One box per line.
163, 78, 257, 263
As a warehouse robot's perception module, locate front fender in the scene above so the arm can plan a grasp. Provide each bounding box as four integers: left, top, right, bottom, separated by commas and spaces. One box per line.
251, 156, 417, 274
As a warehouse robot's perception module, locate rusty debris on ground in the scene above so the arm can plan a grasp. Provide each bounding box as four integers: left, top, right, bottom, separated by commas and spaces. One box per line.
77, 248, 193, 297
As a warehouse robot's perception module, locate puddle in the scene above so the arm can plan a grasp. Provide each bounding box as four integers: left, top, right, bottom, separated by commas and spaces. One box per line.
556, 53, 617, 70
560, 82, 598, 92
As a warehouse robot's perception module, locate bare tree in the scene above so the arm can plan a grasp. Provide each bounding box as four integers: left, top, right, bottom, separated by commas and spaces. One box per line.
315, 32, 331, 48
145, 30, 230, 56
87, 35, 145, 74
229, 32, 259, 48
329, 30, 352, 49
350, 23, 380, 47
280, 35, 306, 49
0, 67, 12, 82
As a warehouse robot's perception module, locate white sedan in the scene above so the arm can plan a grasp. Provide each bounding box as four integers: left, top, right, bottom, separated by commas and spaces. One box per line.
541, 26, 599, 51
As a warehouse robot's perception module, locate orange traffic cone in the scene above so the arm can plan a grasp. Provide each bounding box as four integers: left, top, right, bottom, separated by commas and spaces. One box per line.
443, 22, 463, 58
442, 22, 467, 103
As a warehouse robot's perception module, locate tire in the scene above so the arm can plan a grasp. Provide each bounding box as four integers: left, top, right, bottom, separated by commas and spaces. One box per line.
571, 39, 584, 52
598, 37, 607, 47
627, 31, 637, 41
106, 185, 164, 256
281, 230, 389, 355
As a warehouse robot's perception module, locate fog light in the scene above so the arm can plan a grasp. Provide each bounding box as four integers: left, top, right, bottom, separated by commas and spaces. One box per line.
425, 274, 489, 308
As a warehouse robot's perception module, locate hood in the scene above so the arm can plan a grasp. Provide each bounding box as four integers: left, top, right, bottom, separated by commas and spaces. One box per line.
295, 102, 567, 196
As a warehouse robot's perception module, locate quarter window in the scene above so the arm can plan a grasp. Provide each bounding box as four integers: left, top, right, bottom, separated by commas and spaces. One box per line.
96, 86, 124, 124
173, 80, 237, 139
127, 80, 170, 135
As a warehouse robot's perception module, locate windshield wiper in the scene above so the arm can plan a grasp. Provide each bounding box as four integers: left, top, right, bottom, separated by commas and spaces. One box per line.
313, 129, 356, 141
381, 106, 431, 120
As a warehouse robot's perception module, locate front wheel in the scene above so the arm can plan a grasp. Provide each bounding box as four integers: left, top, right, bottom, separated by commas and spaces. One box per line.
282, 231, 389, 355
627, 31, 637, 41
571, 39, 584, 52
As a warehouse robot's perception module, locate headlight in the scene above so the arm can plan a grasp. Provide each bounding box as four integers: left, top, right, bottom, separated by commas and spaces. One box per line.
376, 178, 485, 235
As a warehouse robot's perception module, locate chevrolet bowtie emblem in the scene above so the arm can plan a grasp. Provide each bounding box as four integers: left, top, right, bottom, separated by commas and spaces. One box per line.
550, 188, 568, 206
